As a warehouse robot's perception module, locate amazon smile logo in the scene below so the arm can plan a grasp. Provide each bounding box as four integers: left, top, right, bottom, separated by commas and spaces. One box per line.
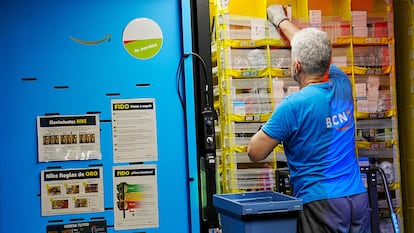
69, 34, 112, 45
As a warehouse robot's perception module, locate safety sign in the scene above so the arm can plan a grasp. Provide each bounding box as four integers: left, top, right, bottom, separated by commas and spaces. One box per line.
41, 167, 104, 216
113, 164, 159, 230
36, 114, 101, 162
111, 98, 158, 163
46, 220, 107, 233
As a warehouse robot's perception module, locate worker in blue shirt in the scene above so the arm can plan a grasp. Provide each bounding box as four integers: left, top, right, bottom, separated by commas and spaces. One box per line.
247, 5, 371, 233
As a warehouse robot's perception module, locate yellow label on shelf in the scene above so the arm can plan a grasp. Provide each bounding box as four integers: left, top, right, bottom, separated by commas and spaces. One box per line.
268, 38, 290, 47
223, 39, 269, 48
226, 68, 270, 78
353, 66, 392, 75
352, 37, 394, 45
356, 110, 394, 119
229, 113, 271, 122
356, 140, 394, 149
332, 37, 352, 45
270, 67, 292, 77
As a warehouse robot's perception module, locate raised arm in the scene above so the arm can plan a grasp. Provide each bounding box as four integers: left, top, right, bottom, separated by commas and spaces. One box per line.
267, 5, 300, 42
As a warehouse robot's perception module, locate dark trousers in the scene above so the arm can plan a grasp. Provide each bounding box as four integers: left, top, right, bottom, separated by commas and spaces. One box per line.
297, 192, 371, 233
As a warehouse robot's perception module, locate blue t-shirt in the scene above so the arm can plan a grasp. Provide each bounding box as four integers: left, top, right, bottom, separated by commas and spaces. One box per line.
262, 64, 366, 204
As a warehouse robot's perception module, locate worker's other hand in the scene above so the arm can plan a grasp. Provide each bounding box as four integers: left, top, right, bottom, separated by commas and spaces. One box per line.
267, 5, 288, 29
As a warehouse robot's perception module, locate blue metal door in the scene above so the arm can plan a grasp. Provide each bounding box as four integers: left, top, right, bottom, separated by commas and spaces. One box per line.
0, 0, 200, 232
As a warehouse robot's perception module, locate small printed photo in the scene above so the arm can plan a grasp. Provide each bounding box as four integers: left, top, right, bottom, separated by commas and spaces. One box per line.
47, 186, 61, 195
51, 199, 69, 209
62, 230, 73, 233
79, 133, 96, 144
71, 134, 77, 144
66, 184, 80, 194
49, 135, 59, 144
60, 135, 69, 144
43, 135, 50, 145
85, 183, 99, 193
90, 134, 95, 143
74, 198, 88, 208
85, 134, 92, 143
79, 134, 87, 144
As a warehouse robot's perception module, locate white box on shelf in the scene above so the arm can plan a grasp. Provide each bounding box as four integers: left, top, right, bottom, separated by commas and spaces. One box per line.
353, 26, 369, 37
309, 10, 322, 25
355, 83, 367, 99
233, 101, 246, 115
272, 80, 285, 99
352, 11, 367, 27
332, 56, 348, 67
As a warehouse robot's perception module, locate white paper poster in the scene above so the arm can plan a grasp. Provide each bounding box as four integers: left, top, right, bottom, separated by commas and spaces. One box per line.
37, 114, 101, 162
113, 164, 159, 230
111, 98, 158, 163
41, 167, 104, 216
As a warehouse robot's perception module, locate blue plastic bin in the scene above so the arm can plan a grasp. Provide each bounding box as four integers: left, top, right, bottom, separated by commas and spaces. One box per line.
213, 191, 302, 233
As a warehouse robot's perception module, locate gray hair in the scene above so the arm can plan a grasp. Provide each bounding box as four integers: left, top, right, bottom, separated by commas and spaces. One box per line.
290, 28, 331, 76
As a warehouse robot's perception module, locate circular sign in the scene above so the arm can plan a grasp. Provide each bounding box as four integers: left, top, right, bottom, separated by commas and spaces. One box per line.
122, 18, 163, 60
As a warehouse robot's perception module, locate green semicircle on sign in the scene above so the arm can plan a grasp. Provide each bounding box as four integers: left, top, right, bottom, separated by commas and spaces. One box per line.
123, 18, 163, 60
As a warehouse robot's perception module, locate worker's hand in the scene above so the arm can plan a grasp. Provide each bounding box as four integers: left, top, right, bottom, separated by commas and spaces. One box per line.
267, 5, 288, 29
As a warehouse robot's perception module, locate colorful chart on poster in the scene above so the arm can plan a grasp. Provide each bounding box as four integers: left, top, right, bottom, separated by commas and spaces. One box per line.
113, 164, 159, 230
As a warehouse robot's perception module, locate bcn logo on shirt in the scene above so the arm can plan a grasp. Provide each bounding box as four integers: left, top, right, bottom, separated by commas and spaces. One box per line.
325, 110, 352, 130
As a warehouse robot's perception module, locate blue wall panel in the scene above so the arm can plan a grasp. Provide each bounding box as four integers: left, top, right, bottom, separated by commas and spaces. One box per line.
0, 0, 199, 232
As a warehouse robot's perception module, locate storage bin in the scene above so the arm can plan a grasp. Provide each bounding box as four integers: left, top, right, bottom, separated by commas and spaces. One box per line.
213, 191, 302, 233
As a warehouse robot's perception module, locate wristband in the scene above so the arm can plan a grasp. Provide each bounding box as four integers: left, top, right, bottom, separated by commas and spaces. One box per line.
276, 17, 289, 30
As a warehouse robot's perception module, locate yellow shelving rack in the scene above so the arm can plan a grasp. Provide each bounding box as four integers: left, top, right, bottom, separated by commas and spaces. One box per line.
211, 0, 403, 230
212, 0, 283, 194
